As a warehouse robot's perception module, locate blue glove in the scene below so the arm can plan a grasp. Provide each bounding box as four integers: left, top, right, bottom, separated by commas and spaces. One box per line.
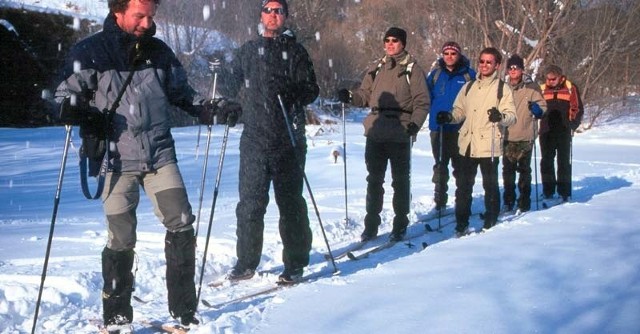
528, 102, 544, 118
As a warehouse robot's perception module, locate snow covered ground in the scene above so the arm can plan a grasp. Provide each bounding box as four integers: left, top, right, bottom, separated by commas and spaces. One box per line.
1, 108, 640, 333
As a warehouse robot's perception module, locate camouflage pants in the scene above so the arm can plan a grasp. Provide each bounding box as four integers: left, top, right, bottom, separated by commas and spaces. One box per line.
502, 141, 533, 211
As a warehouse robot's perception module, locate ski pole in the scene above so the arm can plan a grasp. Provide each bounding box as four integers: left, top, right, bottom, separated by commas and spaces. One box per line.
569, 131, 573, 199
32, 125, 73, 334
533, 118, 539, 210
196, 123, 230, 305
437, 125, 444, 230
194, 69, 218, 238
195, 125, 202, 160
277, 95, 338, 274
341, 102, 349, 226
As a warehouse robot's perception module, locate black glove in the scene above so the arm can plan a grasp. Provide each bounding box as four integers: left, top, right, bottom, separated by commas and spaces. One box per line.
337, 89, 352, 104
217, 100, 242, 127
436, 112, 453, 125
528, 101, 544, 118
198, 98, 221, 125
59, 94, 90, 125
488, 107, 503, 123
406, 122, 420, 136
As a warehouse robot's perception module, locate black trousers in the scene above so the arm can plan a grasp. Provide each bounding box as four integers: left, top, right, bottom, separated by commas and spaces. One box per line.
364, 138, 412, 230
455, 146, 500, 231
430, 131, 460, 208
539, 128, 572, 198
235, 140, 312, 272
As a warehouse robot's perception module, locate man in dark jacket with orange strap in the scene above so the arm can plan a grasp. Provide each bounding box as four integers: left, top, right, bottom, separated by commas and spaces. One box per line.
539, 65, 584, 202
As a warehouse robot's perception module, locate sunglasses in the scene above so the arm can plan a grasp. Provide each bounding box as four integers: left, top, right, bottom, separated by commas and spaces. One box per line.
384, 38, 399, 44
546, 76, 559, 81
443, 52, 458, 56
479, 59, 494, 65
508, 66, 522, 71
262, 7, 285, 15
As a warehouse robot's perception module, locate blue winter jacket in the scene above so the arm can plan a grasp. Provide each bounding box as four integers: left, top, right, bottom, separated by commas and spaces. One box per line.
55, 13, 201, 173
425, 56, 476, 132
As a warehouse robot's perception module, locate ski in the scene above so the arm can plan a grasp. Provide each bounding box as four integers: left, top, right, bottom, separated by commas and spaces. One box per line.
207, 268, 280, 288
88, 318, 134, 334
348, 214, 459, 260
202, 269, 330, 309
324, 240, 369, 261
347, 240, 398, 260
140, 319, 189, 334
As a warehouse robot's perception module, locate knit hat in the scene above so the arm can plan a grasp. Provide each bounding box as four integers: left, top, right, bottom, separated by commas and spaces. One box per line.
442, 41, 461, 54
383, 27, 407, 46
261, 0, 288, 17
507, 54, 525, 69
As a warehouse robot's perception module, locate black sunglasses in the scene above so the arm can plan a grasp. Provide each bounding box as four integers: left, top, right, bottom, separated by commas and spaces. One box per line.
262, 7, 285, 15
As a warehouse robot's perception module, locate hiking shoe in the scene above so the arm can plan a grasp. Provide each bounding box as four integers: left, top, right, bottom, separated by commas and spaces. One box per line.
227, 266, 255, 281
360, 225, 378, 242
502, 203, 514, 212
483, 220, 496, 230
389, 227, 406, 242
278, 267, 303, 284
180, 312, 200, 327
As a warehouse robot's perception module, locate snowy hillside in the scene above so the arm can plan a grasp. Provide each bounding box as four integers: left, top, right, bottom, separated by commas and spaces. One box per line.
1, 111, 640, 333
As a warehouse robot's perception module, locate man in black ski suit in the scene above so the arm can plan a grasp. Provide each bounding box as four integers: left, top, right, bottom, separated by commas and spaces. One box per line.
54, 0, 223, 331
218, 0, 319, 284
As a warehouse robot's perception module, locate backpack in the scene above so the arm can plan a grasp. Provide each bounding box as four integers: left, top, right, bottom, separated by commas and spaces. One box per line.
369, 59, 414, 85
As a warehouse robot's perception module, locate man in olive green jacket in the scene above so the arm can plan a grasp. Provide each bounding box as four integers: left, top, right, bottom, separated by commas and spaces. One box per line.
437, 47, 516, 235
338, 27, 429, 242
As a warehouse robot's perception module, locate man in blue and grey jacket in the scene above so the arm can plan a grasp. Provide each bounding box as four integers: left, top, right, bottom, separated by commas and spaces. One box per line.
53, 0, 228, 331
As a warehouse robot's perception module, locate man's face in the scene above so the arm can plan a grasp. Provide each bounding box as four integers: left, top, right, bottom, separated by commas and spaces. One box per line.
442, 50, 460, 68
507, 65, 523, 82
384, 37, 405, 57
545, 73, 564, 88
114, 0, 157, 37
261, 2, 286, 37
478, 53, 499, 78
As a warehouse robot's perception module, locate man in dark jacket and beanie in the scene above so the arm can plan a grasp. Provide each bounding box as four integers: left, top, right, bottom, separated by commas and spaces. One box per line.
53, 0, 223, 331
338, 27, 430, 242
539, 65, 583, 203
426, 41, 476, 212
502, 54, 546, 213
219, 0, 319, 284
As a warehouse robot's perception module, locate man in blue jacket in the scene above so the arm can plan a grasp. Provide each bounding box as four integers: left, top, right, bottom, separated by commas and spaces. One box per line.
425, 41, 476, 211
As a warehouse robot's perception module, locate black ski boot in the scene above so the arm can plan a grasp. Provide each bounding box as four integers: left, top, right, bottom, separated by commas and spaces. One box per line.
101, 248, 134, 332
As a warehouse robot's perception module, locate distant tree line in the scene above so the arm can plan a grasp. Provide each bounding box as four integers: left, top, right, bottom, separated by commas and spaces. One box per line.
1, 0, 637, 127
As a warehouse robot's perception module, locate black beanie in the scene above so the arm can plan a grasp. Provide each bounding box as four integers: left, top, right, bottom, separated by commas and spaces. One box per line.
507, 54, 525, 69
383, 27, 407, 47
261, 0, 289, 17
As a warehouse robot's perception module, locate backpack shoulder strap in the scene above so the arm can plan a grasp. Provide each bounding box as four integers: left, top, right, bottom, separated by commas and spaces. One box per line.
465, 80, 475, 96
430, 68, 442, 87
463, 72, 472, 82
497, 80, 504, 101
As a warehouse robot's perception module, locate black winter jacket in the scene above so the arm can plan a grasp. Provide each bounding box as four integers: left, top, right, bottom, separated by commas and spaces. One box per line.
221, 29, 319, 150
